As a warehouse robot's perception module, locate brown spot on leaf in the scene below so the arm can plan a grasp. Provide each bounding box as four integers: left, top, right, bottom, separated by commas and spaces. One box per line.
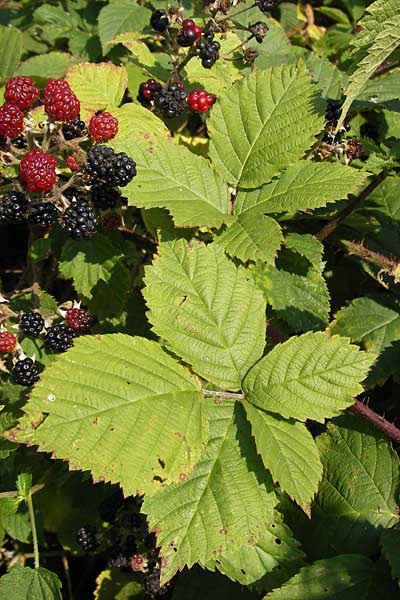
92, 417, 98, 425
179, 472, 186, 481
158, 458, 166, 469
94, 475, 106, 484
220, 528, 227, 535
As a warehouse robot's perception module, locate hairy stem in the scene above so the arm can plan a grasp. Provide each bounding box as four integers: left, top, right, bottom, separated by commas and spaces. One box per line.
316, 171, 387, 242
351, 400, 400, 444
339, 239, 400, 283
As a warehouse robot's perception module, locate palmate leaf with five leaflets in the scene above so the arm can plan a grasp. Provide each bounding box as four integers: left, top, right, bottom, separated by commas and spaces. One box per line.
143, 400, 277, 584
243, 331, 375, 422
143, 240, 266, 390
14, 335, 207, 496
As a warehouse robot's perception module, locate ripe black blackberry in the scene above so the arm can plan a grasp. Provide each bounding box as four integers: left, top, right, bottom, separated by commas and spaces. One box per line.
44, 323, 75, 353
196, 38, 220, 69
0, 191, 28, 226
62, 117, 86, 140
154, 83, 188, 119
144, 569, 173, 597
255, 0, 279, 12
20, 311, 45, 338
62, 187, 82, 202
87, 145, 136, 187
12, 358, 40, 387
11, 134, 27, 149
150, 9, 169, 32
28, 202, 58, 227
61, 199, 98, 240
325, 100, 342, 125
76, 526, 99, 552
91, 182, 121, 210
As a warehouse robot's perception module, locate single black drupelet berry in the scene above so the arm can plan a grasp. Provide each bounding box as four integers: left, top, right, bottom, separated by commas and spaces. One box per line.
91, 182, 121, 210
144, 569, 173, 597
62, 117, 86, 140
20, 311, 45, 338
61, 199, 98, 240
150, 9, 169, 32
249, 21, 269, 43
196, 39, 220, 69
255, 0, 279, 12
87, 145, 136, 187
0, 191, 28, 226
28, 202, 58, 227
76, 526, 99, 552
12, 358, 40, 387
154, 83, 188, 119
45, 323, 75, 353
325, 100, 342, 125
11, 134, 27, 149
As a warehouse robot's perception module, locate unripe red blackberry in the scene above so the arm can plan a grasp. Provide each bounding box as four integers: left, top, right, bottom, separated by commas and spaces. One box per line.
66, 307, 95, 333
0, 103, 25, 139
5, 76, 39, 109
0, 332, 17, 353
89, 112, 119, 142
187, 90, 215, 113
19, 149, 57, 192
138, 79, 162, 106
177, 19, 202, 47
67, 154, 80, 172
44, 79, 80, 121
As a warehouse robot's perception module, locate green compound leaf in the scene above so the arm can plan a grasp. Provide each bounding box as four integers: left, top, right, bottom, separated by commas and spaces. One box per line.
244, 402, 322, 506
0, 26, 22, 82
66, 62, 128, 122
111, 136, 230, 229
311, 415, 400, 557
339, 1, 400, 127
207, 511, 305, 592
143, 240, 266, 390
14, 335, 207, 496
143, 401, 277, 584
59, 234, 128, 300
243, 332, 375, 423
234, 161, 370, 216
283, 233, 324, 269
252, 261, 330, 333
98, 0, 150, 51
215, 214, 283, 264
330, 294, 400, 385
208, 62, 324, 188
263, 555, 373, 599
0, 566, 62, 600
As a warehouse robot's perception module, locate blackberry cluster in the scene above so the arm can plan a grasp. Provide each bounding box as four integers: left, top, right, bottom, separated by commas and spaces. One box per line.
19, 311, 45, 338
255, 0, 279, 12
144, 569, 173, 597
138, 79, 162, 107
154, 83, 188, 119
197, 34, 220, 69
12, 358, 40, 387
28, 202, 58, 227
91, 182, 121, 210
45, 323, 75, 353
325, 100, 342, 126
76, 526, 99, 552
62, 117, 86, 140
150, 9, 169, 32
87, 145, 136, 187
61, 199, 98, 240
0, 191, 28, 226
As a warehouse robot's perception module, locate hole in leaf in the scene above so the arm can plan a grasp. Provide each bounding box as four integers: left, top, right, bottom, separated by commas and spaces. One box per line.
275, 538, 281, 545
158, 458, 166, 469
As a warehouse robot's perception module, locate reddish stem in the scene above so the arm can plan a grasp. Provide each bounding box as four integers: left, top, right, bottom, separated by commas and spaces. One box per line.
351, 400, 400, 444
